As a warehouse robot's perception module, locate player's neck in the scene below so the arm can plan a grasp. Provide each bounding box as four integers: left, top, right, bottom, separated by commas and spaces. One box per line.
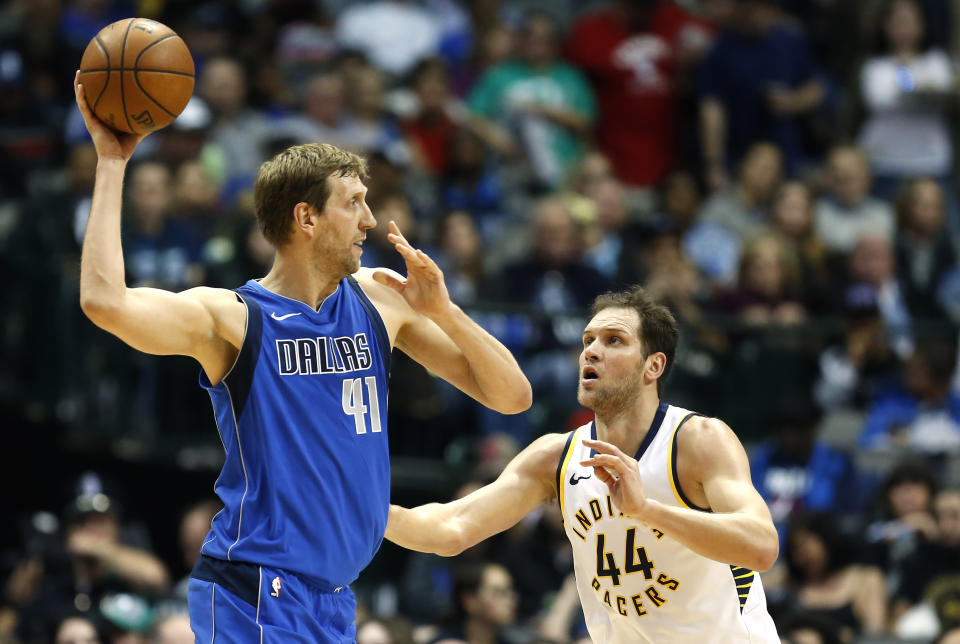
259, 251, 342, 310
594, 393, 661, 457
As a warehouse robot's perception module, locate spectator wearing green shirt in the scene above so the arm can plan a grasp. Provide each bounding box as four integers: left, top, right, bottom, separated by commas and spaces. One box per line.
467, 11, 596, 188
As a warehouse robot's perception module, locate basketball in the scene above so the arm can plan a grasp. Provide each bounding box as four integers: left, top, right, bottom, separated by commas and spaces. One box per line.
79, 18, 194, 134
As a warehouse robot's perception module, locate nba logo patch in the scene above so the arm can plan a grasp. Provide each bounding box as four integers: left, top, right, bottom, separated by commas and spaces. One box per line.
271, 576, 282, 598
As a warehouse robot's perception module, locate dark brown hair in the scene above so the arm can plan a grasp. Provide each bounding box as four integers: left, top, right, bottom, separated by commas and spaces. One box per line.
253, 143, 368, 247
590, 286, 679, 395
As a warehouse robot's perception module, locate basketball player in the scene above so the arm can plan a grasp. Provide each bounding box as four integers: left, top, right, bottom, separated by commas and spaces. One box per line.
73, 76, 532, 642
387, 287, 781, 643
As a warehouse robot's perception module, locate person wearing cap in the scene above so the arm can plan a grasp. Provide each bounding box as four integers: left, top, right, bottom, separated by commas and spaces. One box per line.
12, 474, 168, 642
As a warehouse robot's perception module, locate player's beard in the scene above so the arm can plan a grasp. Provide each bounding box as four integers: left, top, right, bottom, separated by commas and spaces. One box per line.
577, 363, 644, 421
313, 236, 359, 278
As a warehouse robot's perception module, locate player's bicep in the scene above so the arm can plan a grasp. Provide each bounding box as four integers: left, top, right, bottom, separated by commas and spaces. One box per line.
692, 419, 773, 521
91, 286, 221, 358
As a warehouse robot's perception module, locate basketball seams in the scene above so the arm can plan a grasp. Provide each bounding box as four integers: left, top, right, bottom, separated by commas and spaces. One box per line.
119, 18, 136, 133
92, 36, 111, 113
133, 34, 186, 120
79, 68, 195, 77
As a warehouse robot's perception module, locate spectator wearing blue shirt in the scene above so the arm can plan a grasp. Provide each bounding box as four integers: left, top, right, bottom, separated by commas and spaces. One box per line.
860, 338, 960, 454
751, 396, 861, 548
699, 0, 824, 188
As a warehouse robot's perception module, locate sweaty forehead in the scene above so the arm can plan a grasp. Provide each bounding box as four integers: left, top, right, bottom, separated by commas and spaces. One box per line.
584, 307, 640, 336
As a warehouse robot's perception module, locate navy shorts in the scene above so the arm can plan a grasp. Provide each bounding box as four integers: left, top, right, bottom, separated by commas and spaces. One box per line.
188, 555, 357, 643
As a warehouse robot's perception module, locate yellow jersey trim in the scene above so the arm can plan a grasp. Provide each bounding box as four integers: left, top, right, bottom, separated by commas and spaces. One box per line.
558, 427, 581, 517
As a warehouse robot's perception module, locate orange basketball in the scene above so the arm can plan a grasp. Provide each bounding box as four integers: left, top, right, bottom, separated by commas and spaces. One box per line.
79, 18, 195, 134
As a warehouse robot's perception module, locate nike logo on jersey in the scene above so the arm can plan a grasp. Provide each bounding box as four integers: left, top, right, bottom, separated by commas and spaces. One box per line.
271, 312, 302, 320
570, 472, 592, 485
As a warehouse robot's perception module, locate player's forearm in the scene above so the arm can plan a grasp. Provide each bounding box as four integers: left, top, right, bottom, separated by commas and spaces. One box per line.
641, 500, 779, 572
386, 504, 465, 556
80, 159, 129, 319
428, 303, 532, 414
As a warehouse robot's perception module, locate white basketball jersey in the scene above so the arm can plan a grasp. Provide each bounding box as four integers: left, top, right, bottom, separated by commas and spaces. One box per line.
557, 403, 780, 643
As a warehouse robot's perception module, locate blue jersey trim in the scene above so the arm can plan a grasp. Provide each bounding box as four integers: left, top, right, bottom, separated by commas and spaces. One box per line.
346, 276, 391, 371
223, 292, 263, 420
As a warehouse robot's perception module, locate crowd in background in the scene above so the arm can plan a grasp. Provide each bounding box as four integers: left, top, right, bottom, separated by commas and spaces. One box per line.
2, 0, 960, 642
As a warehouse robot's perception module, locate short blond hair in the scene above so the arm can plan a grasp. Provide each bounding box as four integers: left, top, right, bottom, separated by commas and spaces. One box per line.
253, 143, 369, 247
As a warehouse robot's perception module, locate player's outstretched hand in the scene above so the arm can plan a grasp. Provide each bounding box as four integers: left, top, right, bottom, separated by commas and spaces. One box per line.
74, 70, 149, 162
581, 439, 649, 518
373, 220, 453, 318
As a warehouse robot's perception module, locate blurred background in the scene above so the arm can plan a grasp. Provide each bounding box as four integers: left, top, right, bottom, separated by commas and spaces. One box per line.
1, 0, 960, 642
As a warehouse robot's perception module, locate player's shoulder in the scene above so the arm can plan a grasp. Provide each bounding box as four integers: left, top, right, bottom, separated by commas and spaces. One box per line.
513, 432, 577, 481
677, 415, 747, 468
180, 286, 245, 316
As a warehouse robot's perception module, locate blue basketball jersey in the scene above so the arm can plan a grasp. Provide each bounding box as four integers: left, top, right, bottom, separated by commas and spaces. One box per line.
199, 276, 391, 587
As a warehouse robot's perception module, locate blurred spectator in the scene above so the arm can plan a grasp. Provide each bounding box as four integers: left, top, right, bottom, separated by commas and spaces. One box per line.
15, 473, 169, 642
780, 513, 887, 641
199, 56, 271, 194
335, 0, 444, 77
580, 171, 630, 280
699, 0, 824, 187
814, 284, 901, 410
274, 70, 360, 150
858, 0, 957, 219
170, 500, 220, 603
272, 2, 340, 89
863, 462, 938, 577
751, 397, 860, 547
770, 181, 831, 313
846, 233, 912, 358
711, 232, 807, 327
489, 198, 610, 315
428, 561, 517, 644
123, 161, 204, 291
356, 617, 415, 644
895, 178, 958, 320
148, 613, 194, 644
776, 611, 845, 644
814, 146, 895, 257
343, 65, 411, 163
684, 142, 783, 285
53, 613, 107, 644
568, 0, 711, 187
859, 338, 960, 454
400, 58, 464, 176
701, 141, 783, 239
440, 128, 506, 241
495, 502, 573, 622
891, 489, 960, 630
468, 11, 596, 188
433, 210, 485, 305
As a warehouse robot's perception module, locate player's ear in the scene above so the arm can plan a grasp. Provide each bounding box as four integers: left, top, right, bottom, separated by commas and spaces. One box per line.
645, 352, 666, 382
292, 202, 317, 238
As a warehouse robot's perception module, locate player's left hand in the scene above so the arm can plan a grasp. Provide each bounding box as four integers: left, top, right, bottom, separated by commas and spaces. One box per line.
373, 220, 452, 318
581, 439, 649, 518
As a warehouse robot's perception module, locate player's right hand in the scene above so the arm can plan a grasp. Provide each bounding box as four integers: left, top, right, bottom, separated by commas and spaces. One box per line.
74, 70, 149, 162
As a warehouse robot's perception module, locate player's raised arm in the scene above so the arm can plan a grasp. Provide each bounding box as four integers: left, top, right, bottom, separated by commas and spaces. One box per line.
581, 417, 779, 572
386, 433, 564, 555
74, 74, 241, 381
367, 222, 532, 415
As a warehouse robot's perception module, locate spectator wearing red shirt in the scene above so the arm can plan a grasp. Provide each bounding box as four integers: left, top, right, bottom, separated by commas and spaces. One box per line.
567, 0, 712, 187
